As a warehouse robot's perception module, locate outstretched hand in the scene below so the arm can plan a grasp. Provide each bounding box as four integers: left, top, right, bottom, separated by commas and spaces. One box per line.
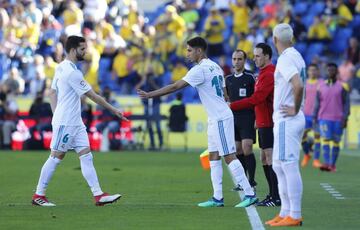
137, 89, 150, 99
113, 109, 129, 121
280, 105, 297, 117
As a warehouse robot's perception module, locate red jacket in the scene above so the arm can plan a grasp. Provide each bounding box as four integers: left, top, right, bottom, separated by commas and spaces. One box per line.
230, 64, 275, 128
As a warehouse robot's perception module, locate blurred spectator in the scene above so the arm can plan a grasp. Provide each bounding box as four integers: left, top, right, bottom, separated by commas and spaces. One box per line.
289, 14, 307, 42
28, 92, 52, 142
204, 7, 225, 58
236, 32, 253, 59
95, 87, 122, 149
112, 47, 134, 94
83, 0, 108, 23
52, 42, 65, 63
83, 39, 101, 92
2, 67, 25, 95
230, 0, 250, 34
0, 86, 18, 149
219, 55, 232, 76
179, 1, 199, 26
307, 16, 331, 43
62, 0, 83, 29
136, 53, 164, 150
28, 55, 46, 96
44, 55, 58, 80
118, 17, 132, 42
171, 60, 188, 82
336, 0, 353, 27
347, 37, 360, 65
164, 5, 186, 40
247, 27, 265, 45
338, 59, 355, 83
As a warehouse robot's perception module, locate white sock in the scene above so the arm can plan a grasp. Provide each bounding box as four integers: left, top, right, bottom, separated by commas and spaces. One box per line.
284, 161, 303, 219
80, 153, 103, 196
228, 159, 254, 196
35, 156, 61, 196
210, 160, 223, 200
273, 160, 290, 217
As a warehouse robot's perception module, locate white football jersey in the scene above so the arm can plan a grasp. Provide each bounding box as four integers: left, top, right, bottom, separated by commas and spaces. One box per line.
51, 60, 91, 126
273, 47, 306, 122
182, 58, 233, 121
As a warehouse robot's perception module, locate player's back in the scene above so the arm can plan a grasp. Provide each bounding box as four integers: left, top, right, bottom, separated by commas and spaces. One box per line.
185, 58, 232, 121
51, 60, 91, 126
274, 47, 306, 121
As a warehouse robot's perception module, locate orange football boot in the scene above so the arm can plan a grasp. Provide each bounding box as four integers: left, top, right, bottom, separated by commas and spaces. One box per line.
301, 154, 311, 167
312, 159, 322, 168
270, 216, 303, 227
265, 215, 284, 225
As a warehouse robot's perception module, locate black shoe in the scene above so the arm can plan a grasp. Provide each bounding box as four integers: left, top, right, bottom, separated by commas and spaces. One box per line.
257, 196, 281, 207
256, 195, 271, 206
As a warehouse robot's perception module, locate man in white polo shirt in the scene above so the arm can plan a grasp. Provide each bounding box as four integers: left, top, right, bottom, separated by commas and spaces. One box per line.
265, 24, 306, 227
32, 36, 127, 207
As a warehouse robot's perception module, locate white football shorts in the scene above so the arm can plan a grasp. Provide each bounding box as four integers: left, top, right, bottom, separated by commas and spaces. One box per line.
50, 125, 89, 153
273, 114, 305, 162
208, 117, 236, 156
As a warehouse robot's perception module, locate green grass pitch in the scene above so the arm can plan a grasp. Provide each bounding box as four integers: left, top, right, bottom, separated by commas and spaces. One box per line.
0, 149, 359, 229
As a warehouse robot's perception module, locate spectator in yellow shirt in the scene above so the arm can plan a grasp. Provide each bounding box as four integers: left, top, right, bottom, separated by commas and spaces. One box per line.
337, 0, 353, 26
307, 16, 331, 42
230, 0, 250, 34
204, 7, 225, 58
236, 32, 253, 59
171, 60, 188, 82
44, 56, 58, 81
83, 40, 101, 92
112, 48, 133, 94
62, 0, 83, 28
164, 5, 186, 40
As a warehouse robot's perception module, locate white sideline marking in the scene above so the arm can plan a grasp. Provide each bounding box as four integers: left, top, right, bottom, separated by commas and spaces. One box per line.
228, 169, 265, 230
320, 183, 345, 199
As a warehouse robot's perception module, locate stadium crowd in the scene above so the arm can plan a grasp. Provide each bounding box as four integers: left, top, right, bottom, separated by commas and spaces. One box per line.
0, 0, 360, 150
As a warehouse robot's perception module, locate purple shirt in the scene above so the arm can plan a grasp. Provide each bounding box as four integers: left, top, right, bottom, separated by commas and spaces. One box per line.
317, 80, 344, 121
304, 79, 322, 116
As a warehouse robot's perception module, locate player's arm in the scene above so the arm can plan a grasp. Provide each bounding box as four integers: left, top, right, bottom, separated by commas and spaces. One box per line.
290, 74, 304, 114
230, 74, 273, 110
137, 80, 189, 99
48, 88, 57, 113
85, 89, 128, 121
341, 83, 350, 128
280, 74, 304, 117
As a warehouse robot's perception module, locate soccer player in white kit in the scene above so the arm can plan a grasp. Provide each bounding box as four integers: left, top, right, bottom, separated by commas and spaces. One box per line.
32, 36, 127, 207
138, 37, 257, 208
265, 24, 306, 227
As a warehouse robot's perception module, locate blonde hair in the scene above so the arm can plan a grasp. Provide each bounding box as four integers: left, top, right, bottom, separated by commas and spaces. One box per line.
273, 23, 294, 43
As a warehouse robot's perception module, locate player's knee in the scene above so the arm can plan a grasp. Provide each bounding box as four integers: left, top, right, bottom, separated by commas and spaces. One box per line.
242, 144, 253, 155
78, 147, 91, 156
51, 151, 66, 160
224, 154, 237, 164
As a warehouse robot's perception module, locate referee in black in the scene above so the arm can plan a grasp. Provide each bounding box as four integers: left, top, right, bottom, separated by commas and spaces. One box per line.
225, 49, 257, 190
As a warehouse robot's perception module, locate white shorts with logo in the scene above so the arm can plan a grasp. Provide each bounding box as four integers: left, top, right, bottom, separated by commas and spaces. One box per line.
208, 117, 236, 156
51, 125, 89, 153
273, 113, 305, 162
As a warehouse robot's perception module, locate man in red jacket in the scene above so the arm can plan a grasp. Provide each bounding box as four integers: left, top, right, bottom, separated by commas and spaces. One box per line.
230, 43, 280, 207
